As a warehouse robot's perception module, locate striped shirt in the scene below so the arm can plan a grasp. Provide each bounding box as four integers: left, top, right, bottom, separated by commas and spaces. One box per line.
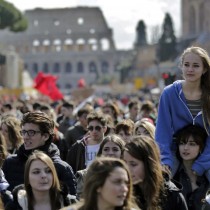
186, 99, 202, 117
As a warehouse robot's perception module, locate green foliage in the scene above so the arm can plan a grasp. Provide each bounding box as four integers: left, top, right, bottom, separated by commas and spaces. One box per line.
0, 0, 27, 32
157, 13, 177, 62
135, 20, 147, 47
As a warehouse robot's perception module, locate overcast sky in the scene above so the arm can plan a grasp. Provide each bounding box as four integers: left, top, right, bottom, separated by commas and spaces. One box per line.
10, 0, 181, 50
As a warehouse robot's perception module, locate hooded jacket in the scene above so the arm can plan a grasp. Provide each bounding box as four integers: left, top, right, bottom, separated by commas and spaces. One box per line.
2, 141, 76, 195
155, 80, 210, 175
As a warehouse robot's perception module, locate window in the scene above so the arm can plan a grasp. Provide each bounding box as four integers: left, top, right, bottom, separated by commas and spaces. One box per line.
89, 61, 97, 73
65, 84, 72, 89
101, 61, 109, 73
34, 20, 39, 26
66, 29, 72, 34
77, 17, 84, 25
77, 62, 84, 73
54, 20, 60, 26
33, 40, 40, 47
101, 38, 110, 51
33, 63, 38, 73
65, 62, 72, 73
53, 62, 60, 73
43, 63, 49, 73
24, 63, 28, 70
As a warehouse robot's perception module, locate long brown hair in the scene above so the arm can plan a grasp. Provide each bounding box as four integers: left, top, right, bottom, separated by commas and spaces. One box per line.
180, 46, 210, 132
81, 157, 138, 210
124, 136, 164, 210
24, 150, 61, 210
97, 134, 125, 158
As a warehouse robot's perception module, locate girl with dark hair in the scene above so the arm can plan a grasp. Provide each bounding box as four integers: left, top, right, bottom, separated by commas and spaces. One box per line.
62, 156, 139, 210
76, 134, 125, 199
174, 124, 209, 210
123, 136, 188, 210
155, 46, 210, 179
97, 134, 125, 158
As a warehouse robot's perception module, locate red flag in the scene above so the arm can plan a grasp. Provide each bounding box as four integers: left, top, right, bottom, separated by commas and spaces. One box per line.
77, 78, 86, 88
34, 72, 63, 101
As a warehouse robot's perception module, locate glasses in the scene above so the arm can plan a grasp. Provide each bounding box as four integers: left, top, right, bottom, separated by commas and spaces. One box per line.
87, 125, 102, 132
20, 130, 41, 137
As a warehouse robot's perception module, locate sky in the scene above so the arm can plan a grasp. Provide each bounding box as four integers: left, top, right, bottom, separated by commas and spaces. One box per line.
10, 0, 181, 50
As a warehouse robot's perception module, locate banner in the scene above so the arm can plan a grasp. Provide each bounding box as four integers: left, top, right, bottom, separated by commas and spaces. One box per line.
33, 72, 63, 101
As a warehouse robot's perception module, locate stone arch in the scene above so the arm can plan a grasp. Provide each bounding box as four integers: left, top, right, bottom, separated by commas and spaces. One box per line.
42, 39, 51, 52
100, 38, 110, 51
101, 61, 109, 73
33, 40, 40, 47
53, 62, 60, 73
88, 38, 98, 51
64, 39, 73, 51
65, 62, 72, 73
76, 38, 85, 51
53, 39, 62, 52
77, 62, 84, 73
43, 62, 49, 73
33, 63, 38, 73
89, 61, 97, 73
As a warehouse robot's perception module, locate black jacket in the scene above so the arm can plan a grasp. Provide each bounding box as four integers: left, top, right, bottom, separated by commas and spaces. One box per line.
5, 184, 77, 210
65, 124, 87, 148
134, 178, 188, 210
2, 141, 76, 195
66, 139, 86, 174
174, 164, 210, 210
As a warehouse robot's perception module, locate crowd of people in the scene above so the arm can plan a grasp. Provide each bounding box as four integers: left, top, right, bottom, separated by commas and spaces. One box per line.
0, 46, 209, 210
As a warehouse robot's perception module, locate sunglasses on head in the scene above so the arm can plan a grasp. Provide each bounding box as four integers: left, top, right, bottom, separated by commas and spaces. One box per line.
88, 125, 102, 132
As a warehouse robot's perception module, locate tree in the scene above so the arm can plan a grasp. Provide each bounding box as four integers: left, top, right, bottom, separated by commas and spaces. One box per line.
157, 13, 177, 61
135, 20, 147, 47
0, 0, 27, 32
150, 25, 161, 44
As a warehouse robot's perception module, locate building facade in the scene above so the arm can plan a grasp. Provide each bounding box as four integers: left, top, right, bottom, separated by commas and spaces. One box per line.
0, 7, 131, 94
182, 0, 210, 38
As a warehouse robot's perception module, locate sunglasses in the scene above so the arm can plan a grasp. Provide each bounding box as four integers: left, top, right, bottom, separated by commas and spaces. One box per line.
88, 125, 103, 132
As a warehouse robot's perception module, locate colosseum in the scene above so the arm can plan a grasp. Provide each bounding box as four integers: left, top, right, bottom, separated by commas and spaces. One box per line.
0, 7, 132, 93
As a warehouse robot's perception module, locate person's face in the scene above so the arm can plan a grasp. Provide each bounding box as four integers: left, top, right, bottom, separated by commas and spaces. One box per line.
123, 151, 145, 185
97, 167, 129, 208
118, 130, 132, 143
135, 126, 149, 136
88, 120, 106, 143
0, 123, 9, 141
179, 135, 200, 161
101, 141, 122, 158
182, 52, 205, 82
29, 160, 53, 193
130, 104, 139, 116
103, 107, 114, 118
21, 123, 48, 150
61, 107, 73, 117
